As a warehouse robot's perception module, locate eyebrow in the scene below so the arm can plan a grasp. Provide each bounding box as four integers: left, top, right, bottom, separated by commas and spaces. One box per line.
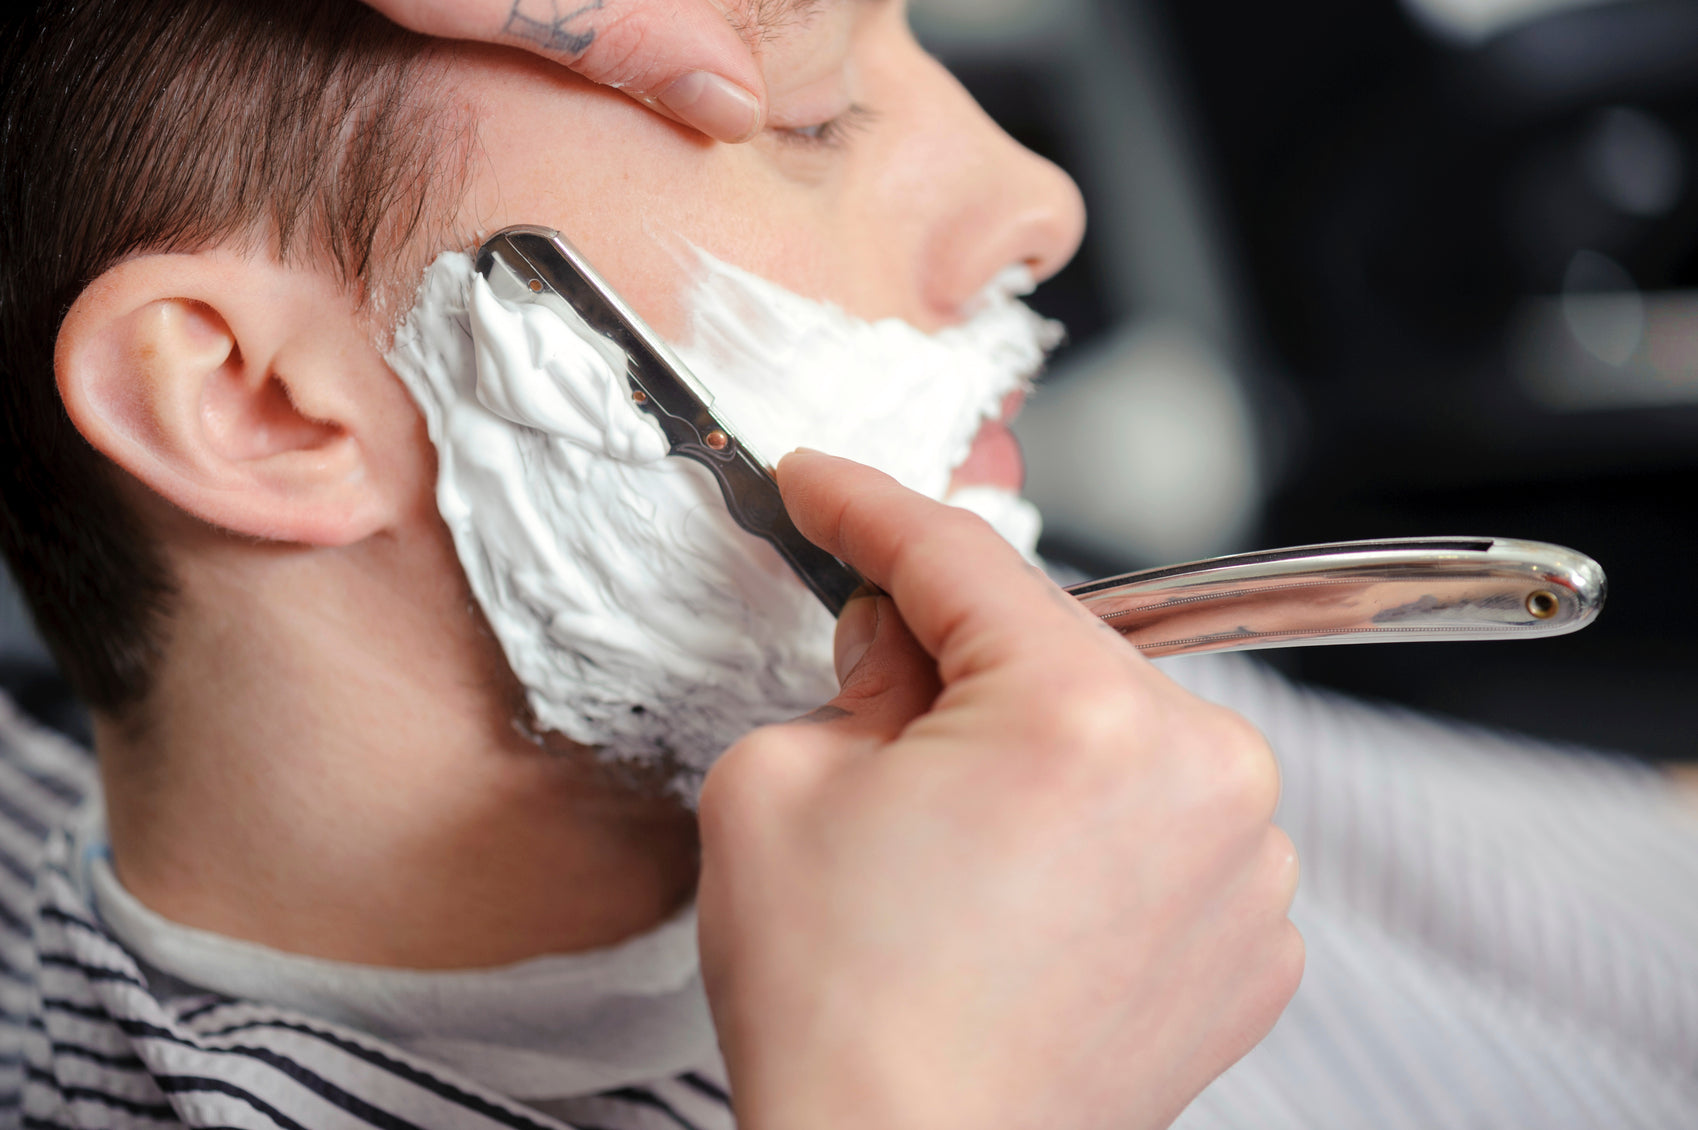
742, 0, 860, 44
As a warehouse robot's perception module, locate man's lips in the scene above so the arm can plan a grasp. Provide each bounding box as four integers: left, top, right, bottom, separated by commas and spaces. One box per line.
949, 390, 1028, 494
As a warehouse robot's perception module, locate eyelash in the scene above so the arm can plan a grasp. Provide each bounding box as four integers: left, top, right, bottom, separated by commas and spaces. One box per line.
775, 104, 877, 149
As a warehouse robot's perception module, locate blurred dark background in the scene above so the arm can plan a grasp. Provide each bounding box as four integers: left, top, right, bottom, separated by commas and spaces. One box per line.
917, 0, 1698, 762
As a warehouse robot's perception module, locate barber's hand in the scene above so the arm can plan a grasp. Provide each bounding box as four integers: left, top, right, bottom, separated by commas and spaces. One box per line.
363, 0, 765, 142
697, 451, 1304, 1130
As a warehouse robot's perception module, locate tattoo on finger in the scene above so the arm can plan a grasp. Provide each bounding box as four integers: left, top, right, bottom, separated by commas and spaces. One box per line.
505, 0, 604, 56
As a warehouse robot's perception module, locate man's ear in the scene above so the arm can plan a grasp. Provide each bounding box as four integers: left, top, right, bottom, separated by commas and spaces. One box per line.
55, 249, 408, 546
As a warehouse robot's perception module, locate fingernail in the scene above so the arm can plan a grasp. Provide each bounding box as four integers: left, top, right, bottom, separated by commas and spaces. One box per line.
658, 72, 762, 143
834, 594, 881, 685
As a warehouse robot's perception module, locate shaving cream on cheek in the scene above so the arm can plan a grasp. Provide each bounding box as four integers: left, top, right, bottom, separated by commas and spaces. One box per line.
672, 255, 1059, 504
386, 249, 1060, 799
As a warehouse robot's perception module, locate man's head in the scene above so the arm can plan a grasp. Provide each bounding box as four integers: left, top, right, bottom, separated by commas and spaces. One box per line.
0, 0, 470, 715
0, 0, 1084, 736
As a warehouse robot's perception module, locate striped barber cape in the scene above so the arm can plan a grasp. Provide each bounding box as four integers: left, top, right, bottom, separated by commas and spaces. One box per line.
0, 696, 733, 1130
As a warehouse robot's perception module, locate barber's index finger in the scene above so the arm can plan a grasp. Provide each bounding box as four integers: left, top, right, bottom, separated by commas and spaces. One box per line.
364, 0, 768, 142
776, 450, 1108, 685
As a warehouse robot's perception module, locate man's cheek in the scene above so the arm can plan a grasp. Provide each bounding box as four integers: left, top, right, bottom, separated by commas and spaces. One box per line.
383, 242, 1055, 801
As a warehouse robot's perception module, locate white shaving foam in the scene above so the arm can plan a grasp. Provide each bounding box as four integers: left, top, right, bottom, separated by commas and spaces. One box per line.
386, 248, 1061, 798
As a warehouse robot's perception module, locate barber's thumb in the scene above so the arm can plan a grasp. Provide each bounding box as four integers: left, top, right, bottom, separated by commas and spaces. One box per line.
832, 594, 941, 712
759, 596, 934, 749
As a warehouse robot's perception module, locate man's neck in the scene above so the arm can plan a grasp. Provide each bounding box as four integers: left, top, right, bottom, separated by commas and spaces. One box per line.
97, 527, 700, 969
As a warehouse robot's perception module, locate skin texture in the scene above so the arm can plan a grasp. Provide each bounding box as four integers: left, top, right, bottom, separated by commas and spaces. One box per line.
53, 1, 1302, 1123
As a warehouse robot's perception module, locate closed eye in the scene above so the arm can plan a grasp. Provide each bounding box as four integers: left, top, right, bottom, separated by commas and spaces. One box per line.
773, 104, 878, 148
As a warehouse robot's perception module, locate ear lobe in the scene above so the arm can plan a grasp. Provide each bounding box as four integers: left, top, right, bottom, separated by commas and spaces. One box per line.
56, 254, 398, 547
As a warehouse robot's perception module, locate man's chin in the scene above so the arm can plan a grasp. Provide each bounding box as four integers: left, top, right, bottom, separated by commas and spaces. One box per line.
950, 417, 1026, 495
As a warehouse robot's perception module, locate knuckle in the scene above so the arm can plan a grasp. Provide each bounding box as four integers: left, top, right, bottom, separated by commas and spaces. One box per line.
697, 726, 802, 832
1270, 921, 1307, 1002
1205, 709, 1280, 820
1263, 825, 1301, 904
884, 504, 998, 577
1038, 678, 1142, 759
716, 724, 795, 783
571, 11, 659, 87
932, 501, 998, 538
1241, 923, 1306, 1040
369, 0, 439, 33
693, 749, 745, 839
1214, 922, 1305, 1063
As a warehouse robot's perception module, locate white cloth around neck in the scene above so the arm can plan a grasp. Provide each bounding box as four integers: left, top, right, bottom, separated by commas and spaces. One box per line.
84, 834, 720, 1102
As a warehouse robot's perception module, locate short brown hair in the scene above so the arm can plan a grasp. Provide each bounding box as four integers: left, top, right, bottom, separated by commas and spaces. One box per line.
0, 0, 469, 714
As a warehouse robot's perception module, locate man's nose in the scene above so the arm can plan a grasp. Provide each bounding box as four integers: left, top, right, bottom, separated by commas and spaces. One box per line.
906, 56, 1087, 319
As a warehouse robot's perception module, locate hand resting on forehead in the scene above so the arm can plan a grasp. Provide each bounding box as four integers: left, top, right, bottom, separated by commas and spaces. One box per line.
363, 0, 777, 142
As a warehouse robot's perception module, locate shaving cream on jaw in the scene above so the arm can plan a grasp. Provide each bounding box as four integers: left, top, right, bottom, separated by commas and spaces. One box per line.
386, 247, 1061, 798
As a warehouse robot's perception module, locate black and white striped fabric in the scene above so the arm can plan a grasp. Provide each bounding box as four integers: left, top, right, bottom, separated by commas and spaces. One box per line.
0, 696, 734, 1130
2, 655, 1697, 1130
